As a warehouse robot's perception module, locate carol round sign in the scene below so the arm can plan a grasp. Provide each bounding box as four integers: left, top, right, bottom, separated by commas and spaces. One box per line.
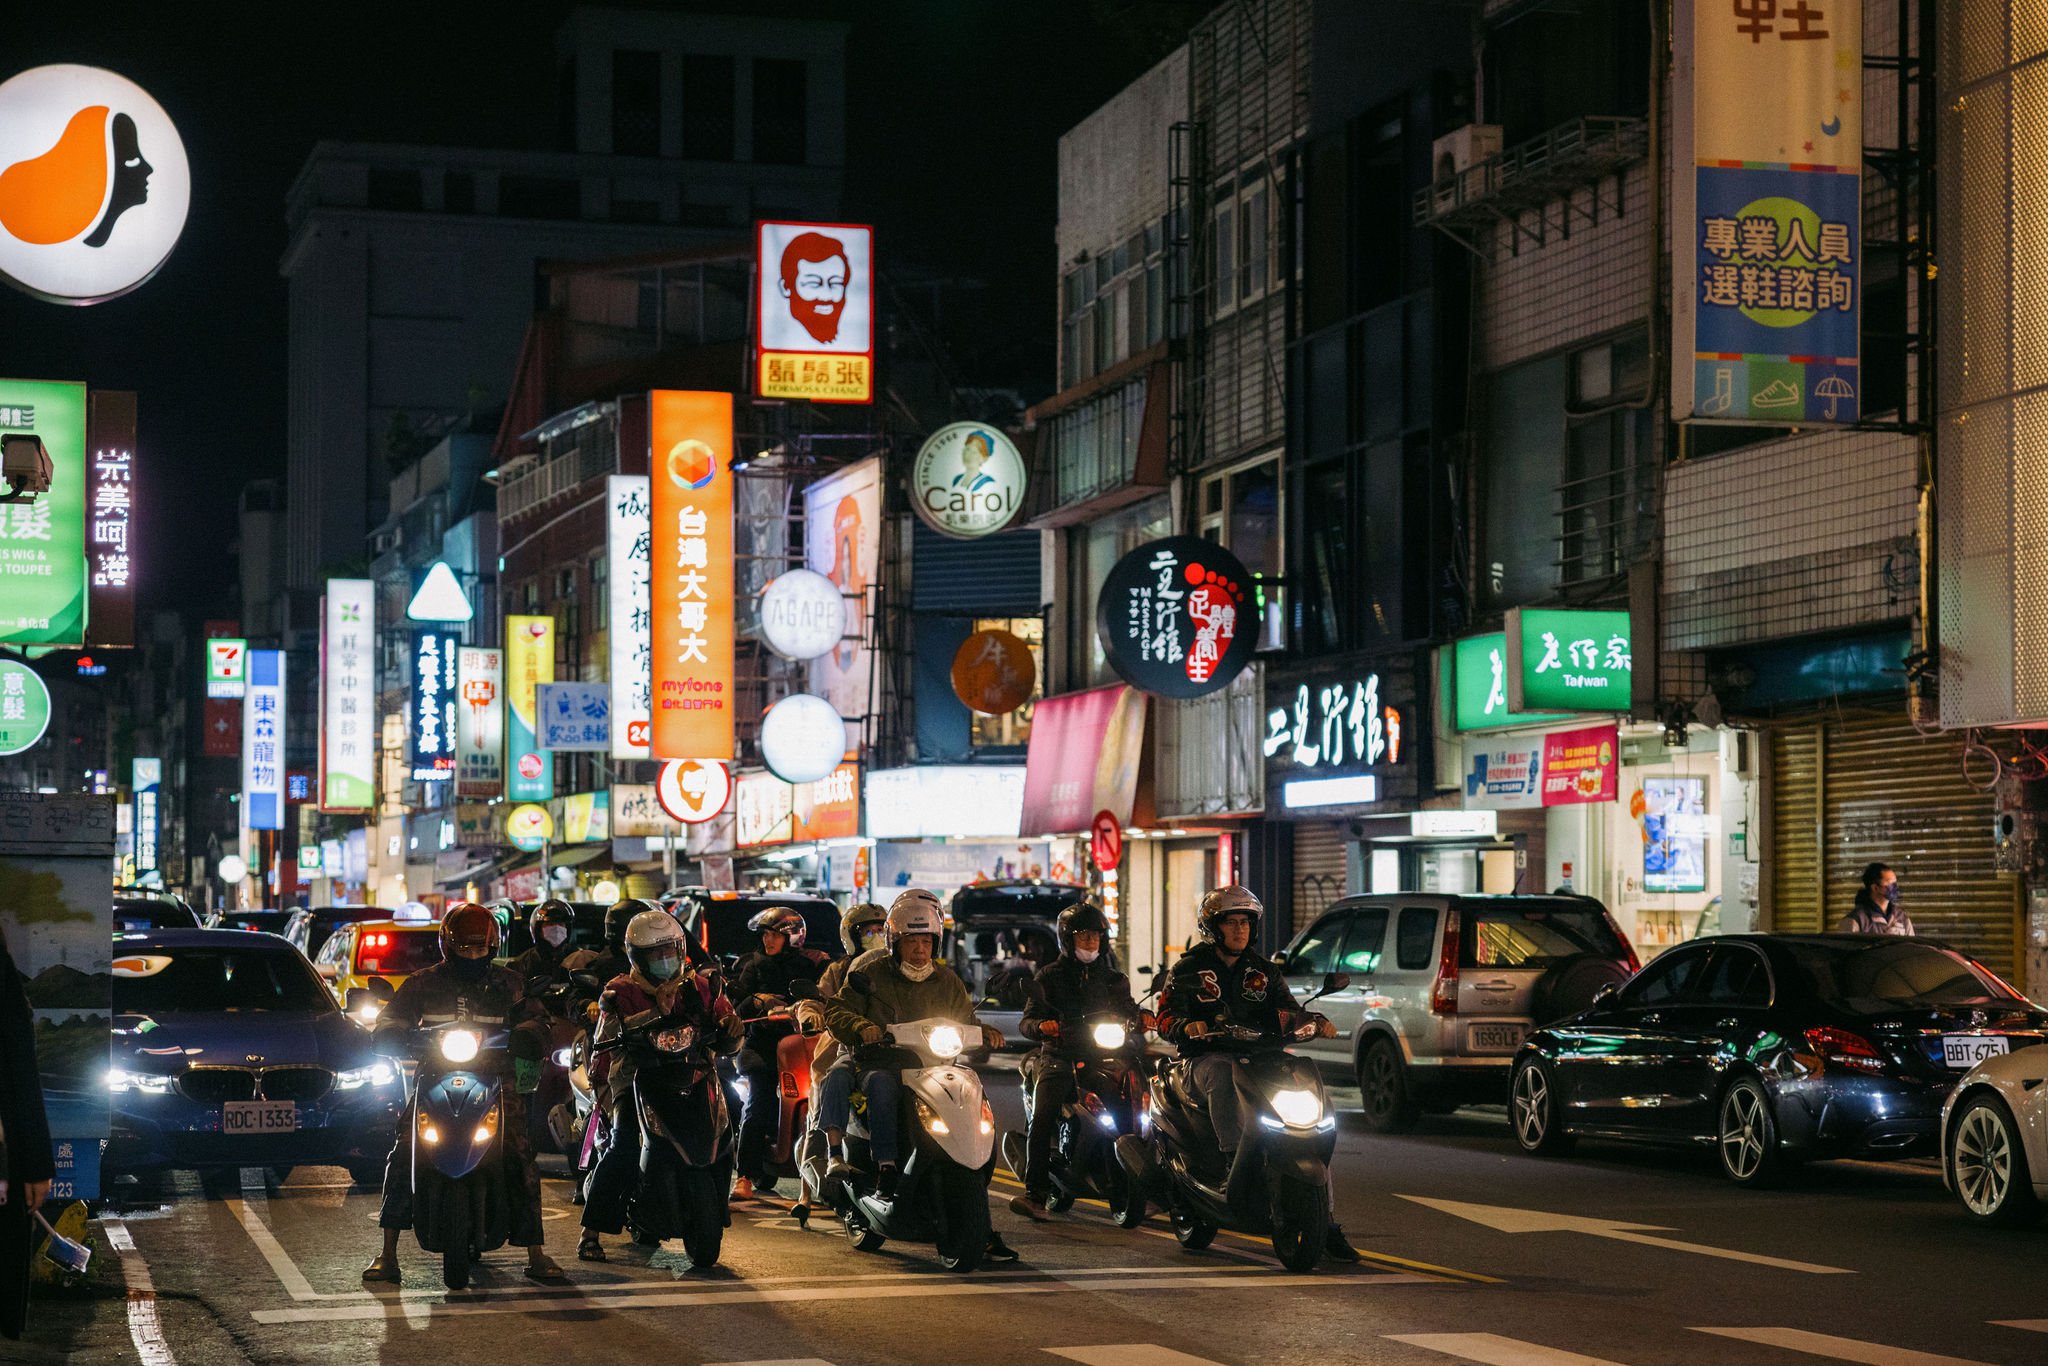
0, 65, 191, 304
1096, 535, 1255, 699
909, 422, 1026, 539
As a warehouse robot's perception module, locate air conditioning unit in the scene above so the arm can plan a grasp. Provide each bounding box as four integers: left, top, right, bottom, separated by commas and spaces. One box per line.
1432, 124, 1503, 185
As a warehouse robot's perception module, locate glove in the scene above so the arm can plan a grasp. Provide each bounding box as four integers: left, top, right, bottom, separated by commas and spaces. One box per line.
1038, 1020, 1061, 1039
719, 1014, 744, 1040
982, 1025, 1005, 1050
1183, 1021, 1208, 1039
859, 1025, 886, 1046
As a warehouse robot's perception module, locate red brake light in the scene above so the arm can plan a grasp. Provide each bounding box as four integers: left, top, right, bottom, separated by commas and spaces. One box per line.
1803, 1026, 1885, 1074
1430, 912, 1461, 1016
1604, 912, 1641, 975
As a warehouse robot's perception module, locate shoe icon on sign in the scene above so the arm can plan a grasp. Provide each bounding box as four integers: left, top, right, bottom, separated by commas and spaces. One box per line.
1752, 378, 1800, 409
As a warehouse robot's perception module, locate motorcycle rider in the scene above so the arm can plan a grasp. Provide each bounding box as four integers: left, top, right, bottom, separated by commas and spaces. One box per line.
793, 902, 887, 1086
509, 899, 577, 991
577, 909, 743, 1262
1009, 899, 1138, 1221
362, 902, 568, 1285
1156, 885, 1360, 1263
728, 907, 830, 1200
564, 900, 642, 1014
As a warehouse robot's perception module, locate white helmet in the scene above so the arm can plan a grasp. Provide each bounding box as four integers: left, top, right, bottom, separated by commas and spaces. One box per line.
625, 909, 688, 980
885, 889, 944, 953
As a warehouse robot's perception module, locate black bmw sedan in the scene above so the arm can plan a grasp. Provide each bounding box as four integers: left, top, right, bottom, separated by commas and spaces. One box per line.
1508, 934, 2048, 1185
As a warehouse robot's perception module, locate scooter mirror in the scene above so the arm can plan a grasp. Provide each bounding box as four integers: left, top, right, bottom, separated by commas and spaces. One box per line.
787, 978, 818, 1002
1135, 965, 1155, 976
1322, 971, 1351, 995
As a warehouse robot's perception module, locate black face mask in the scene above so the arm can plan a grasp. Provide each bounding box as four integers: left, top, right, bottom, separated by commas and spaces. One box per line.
447, 952, 490, 981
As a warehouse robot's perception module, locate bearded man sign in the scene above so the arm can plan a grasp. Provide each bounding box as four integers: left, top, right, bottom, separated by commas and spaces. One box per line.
756, 219, 874, 403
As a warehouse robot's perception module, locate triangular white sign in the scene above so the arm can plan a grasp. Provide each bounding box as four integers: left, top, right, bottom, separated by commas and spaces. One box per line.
406, 562, 474, 622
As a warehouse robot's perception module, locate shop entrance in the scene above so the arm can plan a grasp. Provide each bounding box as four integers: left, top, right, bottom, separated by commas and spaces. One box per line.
1370, 839, 1525, 895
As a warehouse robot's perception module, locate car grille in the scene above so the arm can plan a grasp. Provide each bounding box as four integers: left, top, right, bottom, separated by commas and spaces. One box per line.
179, 1068, 256, 1104
174, 1066, 335, 1105
257, 1067, 334, 1103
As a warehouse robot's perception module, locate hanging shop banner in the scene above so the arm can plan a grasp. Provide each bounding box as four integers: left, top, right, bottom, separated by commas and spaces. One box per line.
1673, 0, 1861, 424
612, 783, 673, 838
759, 568, 846, 661
1262, 657, 1423, 816
1448, 633, 1572, 732
1019, 684, 1147, 836
756, 219, 874, 403
1463, 736, 1544, 810
951, 628, 1035, 716
1097, 535, 1255, 699
909, 423, 1027, 539
319, 581, 374, 810
130, 756, 160, 875
85, 389, 135, 647
606, 474, 653, 758
649, 390, 734, 762
872, 839, 1052, 900
1504, 608, 1634, 713
455, 646, 503, 798
242, 649, 285, 831
734, 763, 861, 848
506, 803, 552, 853
0, 379, 87, 647
803, 456, 880, 744
538, 681, 612, 752
206, 636, 247, 698
0, 658, 51, 756
506, 613, 555, 800
408, 628, 459, 782
1465, 723, 1621, 811
203, 697, 239, 757
559, 790, 610, 844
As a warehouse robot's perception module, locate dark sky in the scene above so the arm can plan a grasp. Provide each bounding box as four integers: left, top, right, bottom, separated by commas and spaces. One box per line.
0, 0, 1191, 617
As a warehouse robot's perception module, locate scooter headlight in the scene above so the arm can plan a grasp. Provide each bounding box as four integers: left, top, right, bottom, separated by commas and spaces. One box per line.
439, 1029, 480, 1063
915, 1095, 950, 1136
1091, 1021, 1128, 1050
729, 1076, 751, 1103
925, 1024, 964, 1059
980, 1099, 995, 1137
420, 1121, 441, 1146
351, 1002, 383, 1025
1269, 1088, 1323, 1129
549, 1046, 575, 1067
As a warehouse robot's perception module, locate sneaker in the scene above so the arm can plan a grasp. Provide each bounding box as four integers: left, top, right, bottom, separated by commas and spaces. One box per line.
1323, 1225, 1362, 1263
1009, 1193, 1051, 1222
877, 1162, 899, 1199
985, 1230, 1020, 1262
731, 1175, 755, 1201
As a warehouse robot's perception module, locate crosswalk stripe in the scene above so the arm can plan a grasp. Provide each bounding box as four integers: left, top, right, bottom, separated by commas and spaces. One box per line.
1383, 1333, 1629, 1366
704, 1359, 840, 1366
1046, 1348, 1229, 1366
1690, 1328, 1996, 1366
1991, 1320, 2048, 1334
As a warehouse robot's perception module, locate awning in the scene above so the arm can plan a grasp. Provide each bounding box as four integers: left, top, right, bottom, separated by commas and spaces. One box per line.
1019, 685, 1150, 836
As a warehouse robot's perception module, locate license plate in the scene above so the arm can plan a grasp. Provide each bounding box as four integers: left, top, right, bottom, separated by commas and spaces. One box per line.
1468, 1023, 1528, 1053
1941, 1035, 2010, 1070
222, 1100, 297, 1134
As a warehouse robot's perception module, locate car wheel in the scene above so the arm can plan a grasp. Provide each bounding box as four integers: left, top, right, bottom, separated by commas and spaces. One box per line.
1509, 1058, 1575, 1156
1950, 1093, 2044, 1227
1356, 1037, 1420, 1134
1716, 1075, 1785, 1187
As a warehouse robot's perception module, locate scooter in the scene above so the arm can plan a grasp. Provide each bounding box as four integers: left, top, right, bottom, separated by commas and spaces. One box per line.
546, 1028, 599, 1191
1000, 1009, 1150, 1227
723, 987, 825, 1224
823, 1010, 997, 1273
524, 977, 585, 1160
598, 1016, 733, 1270
397, 1016, 519, 1291
1116, 973, 1349, 1273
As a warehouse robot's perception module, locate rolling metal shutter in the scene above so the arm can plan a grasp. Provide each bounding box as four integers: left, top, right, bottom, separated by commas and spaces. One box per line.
909, 523, 1042, 613
1290, 821, 1350, 934
1768, 711, 2017, 976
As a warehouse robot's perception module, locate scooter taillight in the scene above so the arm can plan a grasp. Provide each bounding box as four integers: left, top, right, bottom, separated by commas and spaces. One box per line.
780, 1069, 799, 1099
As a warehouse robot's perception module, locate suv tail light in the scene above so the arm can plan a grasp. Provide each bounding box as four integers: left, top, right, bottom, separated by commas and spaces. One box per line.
1802, 1026, 1886, 1074
1430, 911, 1461, 1016
1602, 912, 1641, 975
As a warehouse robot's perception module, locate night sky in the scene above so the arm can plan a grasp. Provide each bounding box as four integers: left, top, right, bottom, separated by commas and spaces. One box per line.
0, 0, 1192, 616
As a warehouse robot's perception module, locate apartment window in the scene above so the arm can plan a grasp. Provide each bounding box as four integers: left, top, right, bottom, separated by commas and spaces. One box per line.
1561, 333, 1654, 586
1211, 196, 1236, 315
521, 579, 540, 611
591, 553, 609, 631
611, 50, 661, 157
681, 55, 735, 160
1068, 497, 1172, 687
970, 616, 1044, 749
1212, 169, 1280, 319
1058, 221, 1171, 390
366, 167, 422, 212
443, 171, 475, 214
752, 58, 807, 165
1199, 454, 1285, 651
1299, 462, 1351, 654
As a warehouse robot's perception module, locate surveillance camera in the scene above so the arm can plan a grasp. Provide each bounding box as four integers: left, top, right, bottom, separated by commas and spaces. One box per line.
0, 434, 51, 502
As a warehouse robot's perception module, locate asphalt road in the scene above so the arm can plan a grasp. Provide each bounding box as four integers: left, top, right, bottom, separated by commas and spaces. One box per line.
19, 1067, 2048, 1366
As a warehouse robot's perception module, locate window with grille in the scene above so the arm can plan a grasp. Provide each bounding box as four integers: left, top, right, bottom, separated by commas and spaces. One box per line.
1560, 332, 1654, 586
1198, 452, 1285, 651
1058, 220, 1171, 390
611, 50, 661, 157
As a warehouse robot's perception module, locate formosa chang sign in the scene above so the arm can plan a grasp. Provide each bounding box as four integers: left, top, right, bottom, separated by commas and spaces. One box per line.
909, 423, 1026, 539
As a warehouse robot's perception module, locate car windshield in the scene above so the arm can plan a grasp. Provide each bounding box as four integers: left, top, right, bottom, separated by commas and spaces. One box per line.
303, 908, 393, 957
950, 886, 1086, 926
114, 901, 199, 931
113, 946, 333, 1014
1460, 901, 1627, 968
354, 930, 443, 977
1791, 939, 2021, 1009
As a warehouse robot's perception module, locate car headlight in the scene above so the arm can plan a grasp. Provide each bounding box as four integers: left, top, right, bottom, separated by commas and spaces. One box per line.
926, 1024, 964, 1059
439, 1030, 480, 1063
1269, 1087, 1323, 1129
1091, 1021, 1128, 1050
106, 1068, 174, 1095
336, 1062, 396, 1091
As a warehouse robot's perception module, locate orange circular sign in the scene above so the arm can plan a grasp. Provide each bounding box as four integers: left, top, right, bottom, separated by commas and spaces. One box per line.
951, 629, 1034, 715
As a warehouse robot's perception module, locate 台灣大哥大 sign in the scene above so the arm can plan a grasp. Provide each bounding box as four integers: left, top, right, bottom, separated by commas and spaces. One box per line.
909, 423, 1026, 539
755, 220, 873, 403
1505, 608, 1633, 713
1096, 536, 1255, 699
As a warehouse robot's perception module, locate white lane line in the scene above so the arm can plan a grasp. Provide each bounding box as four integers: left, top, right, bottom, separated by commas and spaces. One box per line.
1690, 1329, 1996, 1366
251, 1270, 1421, 1324
1992, 1320, 2048, 1334
704, 1360, 841, 1366
104, 1218, 180, 1366
224, 1199, 324, 1301
1383, 1334, 1630, 1366
1046, 1347, 1231, 1366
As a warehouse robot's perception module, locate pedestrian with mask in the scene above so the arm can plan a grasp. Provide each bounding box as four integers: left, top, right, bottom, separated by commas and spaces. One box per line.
1837, 862, 1913, 935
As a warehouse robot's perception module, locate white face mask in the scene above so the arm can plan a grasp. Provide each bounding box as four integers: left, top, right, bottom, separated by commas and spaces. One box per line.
898, 959, 935, 982
540, 925, 568, 948
1074, 947, 1100, 964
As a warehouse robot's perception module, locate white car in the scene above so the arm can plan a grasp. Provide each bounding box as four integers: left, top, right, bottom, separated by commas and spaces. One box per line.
1941, 1045, 2048, 1224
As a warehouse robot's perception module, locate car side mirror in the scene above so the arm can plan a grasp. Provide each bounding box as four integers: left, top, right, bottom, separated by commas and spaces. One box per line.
1592, 983, 1620, 1009
1323, 972, 1351, 995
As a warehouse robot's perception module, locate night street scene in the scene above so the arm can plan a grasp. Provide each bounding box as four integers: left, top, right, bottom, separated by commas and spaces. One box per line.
9, 1, 2048, 1363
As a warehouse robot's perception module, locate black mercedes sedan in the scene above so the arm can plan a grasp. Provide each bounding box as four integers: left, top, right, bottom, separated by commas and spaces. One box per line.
1508, 933, 2048, 1185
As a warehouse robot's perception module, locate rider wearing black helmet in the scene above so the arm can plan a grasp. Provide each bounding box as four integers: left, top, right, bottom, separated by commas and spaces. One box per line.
565, 899, 642, 1016
1008, 900, 1138, 1221
510, 899, 577, 995
728, 907, 829, 1200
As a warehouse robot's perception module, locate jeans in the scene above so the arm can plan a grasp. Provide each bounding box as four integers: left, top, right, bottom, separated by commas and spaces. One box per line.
1186, 1053, 1263, 1154
579, 1101, 643, 1236
817, 1065, 903, 1166
1022, 1053, 1077, 1197
733, 1043, 779, 1183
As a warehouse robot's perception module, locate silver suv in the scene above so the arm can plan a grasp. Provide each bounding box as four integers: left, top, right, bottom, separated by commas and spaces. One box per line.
1277, 893, 1637, 1132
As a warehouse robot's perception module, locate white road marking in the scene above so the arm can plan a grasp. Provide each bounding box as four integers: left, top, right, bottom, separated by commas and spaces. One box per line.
704, 1360, 841, 1366
225, 1199, 323, 1301
1398, 1195, 1853, 1275
1992, 1320, 2048, 1334
104, 1217, 180, 1366
1691, 1328, 1996, 1365
1046, 1347, 1231, 1366
1384, 1333, 1630, 1366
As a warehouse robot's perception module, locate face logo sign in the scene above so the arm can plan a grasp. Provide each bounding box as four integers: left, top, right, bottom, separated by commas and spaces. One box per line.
0, 66, 190, 304
778, 230, 850, 344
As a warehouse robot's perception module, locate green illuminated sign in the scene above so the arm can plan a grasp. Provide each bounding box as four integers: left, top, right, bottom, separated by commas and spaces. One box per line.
0, 659, 52, 755
1505, 608, 1633, 713
0, 379, 87, 647
1450, 633, 1573, 732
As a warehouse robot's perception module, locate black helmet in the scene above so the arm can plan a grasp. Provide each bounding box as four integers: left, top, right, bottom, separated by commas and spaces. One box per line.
747, 906, 808, 950
606, 898, 650, 951
1197, 885, 1263, 943
530, 899, 574, 948
840, 902, 886, 956
440, 902, 500, 961
1056, 900, 1111, 957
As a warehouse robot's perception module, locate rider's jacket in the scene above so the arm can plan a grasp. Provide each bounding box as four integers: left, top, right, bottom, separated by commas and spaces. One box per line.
731, 945, 830, 1013
823, 949, 984, 1052
589, 969, 739, 1111
371, 960, 546, 1066
1020, 956, 1137, 1052
1156, 942, 1302, 1056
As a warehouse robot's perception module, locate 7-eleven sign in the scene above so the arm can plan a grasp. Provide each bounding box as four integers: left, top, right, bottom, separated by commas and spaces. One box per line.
207, 638, 247, 699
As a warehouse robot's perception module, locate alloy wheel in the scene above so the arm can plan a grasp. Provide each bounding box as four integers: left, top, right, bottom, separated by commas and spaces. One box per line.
1954, 1105, 2014, 1217
1512, 1065, 1548, 1147
1719, 1083, 1766, 1181
1363, 1048, 1395, 1113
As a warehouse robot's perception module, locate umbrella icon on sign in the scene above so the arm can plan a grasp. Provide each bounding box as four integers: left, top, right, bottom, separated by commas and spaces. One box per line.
1815, 376, 1854, 420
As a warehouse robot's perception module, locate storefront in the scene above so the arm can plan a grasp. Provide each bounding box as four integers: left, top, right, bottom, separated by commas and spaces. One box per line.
732, 762, 864, 898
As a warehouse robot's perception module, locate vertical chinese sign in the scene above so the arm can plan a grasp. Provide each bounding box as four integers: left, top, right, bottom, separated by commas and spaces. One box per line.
506, 614, 555, 800
320, 580, 375, 811
409, 628, 459, 782
455, 646, 504, 798
0, 379, 87, 646
607, 474, 653, 758
649, 390, 734, 761
86, 389, 136, 646
1674, 0, 1861, 423
755, 221, 874, 404
243, 650, 285, 830
131, 756, 161, 877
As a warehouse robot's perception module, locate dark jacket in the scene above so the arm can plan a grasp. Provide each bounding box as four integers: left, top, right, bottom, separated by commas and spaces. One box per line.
589, 969, 739, 1111
1156, 941, 1302, 1055
1020, 956, 1138, 1049
563, 945, 630, 1013
371, 959, 546, 1066
0, 935, 52, 1183
824, 950, 982, 1048
732, 945, 830, 1013
1837, 889, 1914, 936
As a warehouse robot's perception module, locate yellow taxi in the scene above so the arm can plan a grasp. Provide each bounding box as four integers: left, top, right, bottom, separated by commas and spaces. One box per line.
313, 907, 442, 1025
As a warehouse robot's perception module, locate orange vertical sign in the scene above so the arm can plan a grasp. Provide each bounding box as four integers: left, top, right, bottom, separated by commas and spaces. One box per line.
650, 390, 735, 761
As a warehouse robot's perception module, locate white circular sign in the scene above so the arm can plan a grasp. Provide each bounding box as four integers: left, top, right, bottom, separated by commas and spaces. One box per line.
910, 422, 1027, 539
758, 568, 846, 661
0, 66, 190, 304
217, 854, 248, 884
657, 758, 732, 824
759, 693, 845, 785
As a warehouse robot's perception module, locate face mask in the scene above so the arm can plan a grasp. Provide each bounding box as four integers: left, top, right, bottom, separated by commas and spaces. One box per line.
1074, 947, 1100, 964
898, 959, 935, 982
448, 951, 489, 980
540, 925, 568, 948
645, 952, 682, 984
859, 929, 886, 952
1885, 887, 1902, 909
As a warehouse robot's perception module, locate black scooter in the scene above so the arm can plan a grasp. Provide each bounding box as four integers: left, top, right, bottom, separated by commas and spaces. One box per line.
1001, 1009, 1149, 1227
596, 1015, 733, 1269
390, 1016, 524, 1291
1116, 973, 1349, 1273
